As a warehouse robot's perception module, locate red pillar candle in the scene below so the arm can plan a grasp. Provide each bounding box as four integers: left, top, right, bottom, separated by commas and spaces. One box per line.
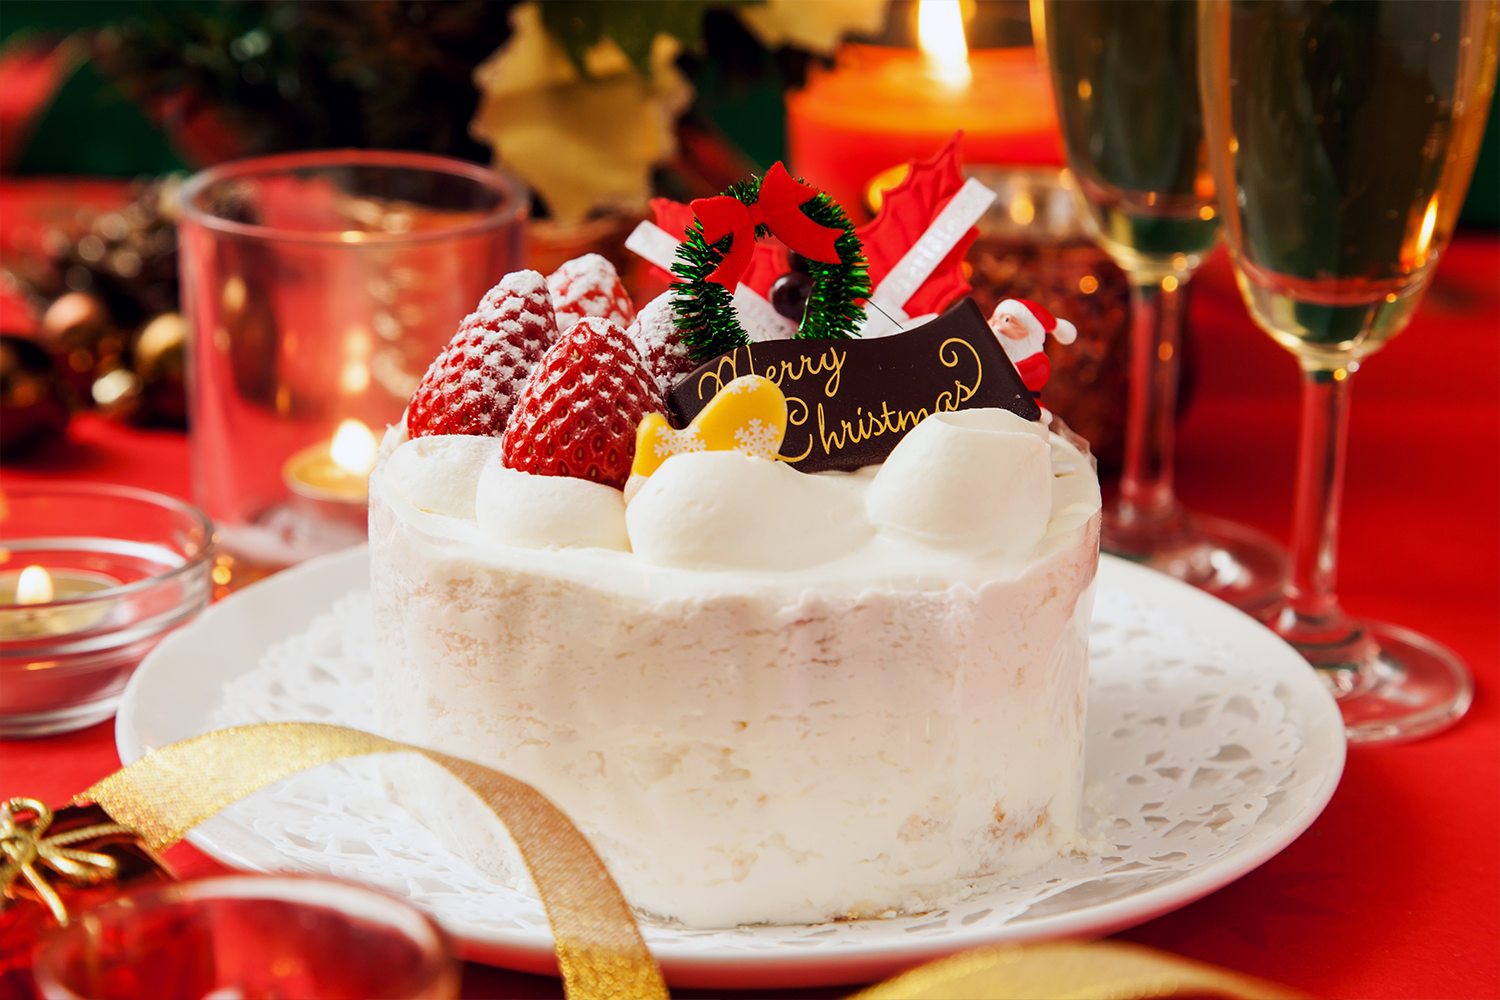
788, 44, 1064, 222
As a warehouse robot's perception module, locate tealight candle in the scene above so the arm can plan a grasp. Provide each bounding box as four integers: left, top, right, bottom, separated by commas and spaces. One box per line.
0, 483, 214, 737
283, 418, 380, 503
0, 565, 120, 638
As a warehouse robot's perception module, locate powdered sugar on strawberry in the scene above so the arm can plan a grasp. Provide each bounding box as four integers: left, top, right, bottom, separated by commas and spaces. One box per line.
407, 270, 559, 438
627, 291, 698, 395
501, 317, 665, 490
547, 254, 635, 334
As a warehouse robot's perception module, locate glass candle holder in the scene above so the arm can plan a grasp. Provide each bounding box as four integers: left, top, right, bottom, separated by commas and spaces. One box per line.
31, 875, 459, 1000
178, 150, 528, 569
0, 483, 214, 737
960, 165, 1135, 471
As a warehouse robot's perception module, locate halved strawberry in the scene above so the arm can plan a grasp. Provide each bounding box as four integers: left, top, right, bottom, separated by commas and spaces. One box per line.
501, 317, 665, 489
547, 254, 635, 333
407, 270, 558, 438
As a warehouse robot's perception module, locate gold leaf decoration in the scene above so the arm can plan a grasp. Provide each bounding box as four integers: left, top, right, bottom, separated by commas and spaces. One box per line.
737, 0, 891, 56
470, 2, 693, 224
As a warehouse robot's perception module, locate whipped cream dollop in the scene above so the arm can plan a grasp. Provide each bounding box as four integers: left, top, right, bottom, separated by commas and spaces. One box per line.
865, 408, 1052, 556
384, 435, 500, 520
475, 459, 629, 551
626, 450, 872, 571
375, 407, 1099, 576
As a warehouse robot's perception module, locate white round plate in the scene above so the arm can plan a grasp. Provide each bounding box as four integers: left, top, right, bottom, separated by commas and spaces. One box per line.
117, 547, 1344, 990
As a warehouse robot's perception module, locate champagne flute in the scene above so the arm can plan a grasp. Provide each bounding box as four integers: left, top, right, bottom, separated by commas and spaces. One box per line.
1199, 0, 1498, 742
1033, 0, 1290, 617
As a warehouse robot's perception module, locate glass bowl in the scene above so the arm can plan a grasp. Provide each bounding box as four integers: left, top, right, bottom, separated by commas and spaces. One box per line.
31, 875, 459, 1000
0, 482, 215, 737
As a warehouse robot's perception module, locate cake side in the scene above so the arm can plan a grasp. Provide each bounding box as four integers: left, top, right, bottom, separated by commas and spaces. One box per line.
370, 444, 1099, 927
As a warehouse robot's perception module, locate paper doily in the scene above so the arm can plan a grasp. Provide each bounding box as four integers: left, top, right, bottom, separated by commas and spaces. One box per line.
192, 569, 1339, 977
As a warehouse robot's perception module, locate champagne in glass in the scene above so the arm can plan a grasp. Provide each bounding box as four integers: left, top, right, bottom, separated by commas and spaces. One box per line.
1047, 2, 1221, 273
1200, 0, 1498, 742
1035, 0, 1289, 616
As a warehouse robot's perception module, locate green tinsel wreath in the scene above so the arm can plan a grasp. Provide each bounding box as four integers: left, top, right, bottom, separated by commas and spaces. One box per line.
670, 176, 871, 362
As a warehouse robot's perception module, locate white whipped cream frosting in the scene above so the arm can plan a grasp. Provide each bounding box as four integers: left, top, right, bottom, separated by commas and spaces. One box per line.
475, 459, 630, 551
377, 408, 1098, 576
369, 409, 1102, 927
627, 451, 873, 571
382, 434, 500, 521
865, 408, 1052, 555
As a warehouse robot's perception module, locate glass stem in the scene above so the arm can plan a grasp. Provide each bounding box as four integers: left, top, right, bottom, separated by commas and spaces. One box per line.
1116, 275, 1187, 527
1277, 363, 1369, 670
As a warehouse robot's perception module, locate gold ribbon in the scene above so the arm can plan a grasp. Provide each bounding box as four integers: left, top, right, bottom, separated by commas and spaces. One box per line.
73, 722, 1307, 1000
1, 797, 131, 925
80, 723, 668, 1000
850, 940, 1309, 999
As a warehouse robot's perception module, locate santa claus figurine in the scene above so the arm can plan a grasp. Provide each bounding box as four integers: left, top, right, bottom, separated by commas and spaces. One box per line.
988, 298, 1077, 393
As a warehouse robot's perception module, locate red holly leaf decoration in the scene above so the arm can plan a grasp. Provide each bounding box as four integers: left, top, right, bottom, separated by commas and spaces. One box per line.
856, 132, 978, 318
649, 198, 788, 298
649, 197, 696, 241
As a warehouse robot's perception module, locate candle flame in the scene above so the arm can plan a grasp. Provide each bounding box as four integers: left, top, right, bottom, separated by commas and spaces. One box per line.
865, 162, 912, 214
340, 325, 373, 395
17, 565, 54, 605
329, 419, 378, 476
918, 0, 971, 90
1415, 194, 1439, 265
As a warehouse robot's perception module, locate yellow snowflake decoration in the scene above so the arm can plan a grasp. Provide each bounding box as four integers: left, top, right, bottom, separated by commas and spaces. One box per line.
632, 375, 788, 479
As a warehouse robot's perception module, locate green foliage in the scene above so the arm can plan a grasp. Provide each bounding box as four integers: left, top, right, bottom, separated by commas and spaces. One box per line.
670, 227, 753, 362
93, 1, 517, 163
16, 59, 187, 176
540, 1, 757, 79
795, 192, 871, 342
671, 174, 870, 362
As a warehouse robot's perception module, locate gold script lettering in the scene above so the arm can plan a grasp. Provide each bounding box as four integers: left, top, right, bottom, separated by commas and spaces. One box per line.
782, 433, 814, 462
812, 375, 992, 460
696, 353, 742, 401
749, 347, 848, 397
816, 402, 840, 453
938, 338, 982, 398
823, 347, 846, 397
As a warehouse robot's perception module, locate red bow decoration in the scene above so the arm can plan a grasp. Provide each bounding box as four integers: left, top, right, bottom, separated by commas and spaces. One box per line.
690, 162, 844, 289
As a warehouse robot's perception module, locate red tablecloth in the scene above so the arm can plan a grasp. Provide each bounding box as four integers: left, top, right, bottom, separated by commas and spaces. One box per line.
3, 234, 1497, 999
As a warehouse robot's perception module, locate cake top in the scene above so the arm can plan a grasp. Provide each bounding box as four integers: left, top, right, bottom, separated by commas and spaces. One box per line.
386, 148, 1098, 577
376, 407, 1098, 587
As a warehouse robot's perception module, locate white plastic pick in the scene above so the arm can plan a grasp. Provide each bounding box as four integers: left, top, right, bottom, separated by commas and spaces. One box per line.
624, 221, 797, 343
859, 176, 997, 338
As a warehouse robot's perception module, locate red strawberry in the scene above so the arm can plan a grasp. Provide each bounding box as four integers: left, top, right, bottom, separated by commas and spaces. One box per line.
547, 254, 635, 333
627, 291, 698, 395
501, 317, 665, 489
407, 270, 558, 438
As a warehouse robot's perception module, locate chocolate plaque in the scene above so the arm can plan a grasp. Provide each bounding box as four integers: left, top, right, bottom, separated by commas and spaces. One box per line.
666, 298, 1041, 472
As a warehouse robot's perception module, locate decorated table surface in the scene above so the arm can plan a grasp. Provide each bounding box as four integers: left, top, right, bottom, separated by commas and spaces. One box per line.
2, 233, 1496, 999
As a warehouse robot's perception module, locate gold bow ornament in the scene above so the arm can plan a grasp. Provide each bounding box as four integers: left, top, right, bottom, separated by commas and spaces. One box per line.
1, 798, 137, 925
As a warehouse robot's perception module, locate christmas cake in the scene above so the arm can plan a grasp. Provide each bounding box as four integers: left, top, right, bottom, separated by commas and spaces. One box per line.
369, 159, 1102, 928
